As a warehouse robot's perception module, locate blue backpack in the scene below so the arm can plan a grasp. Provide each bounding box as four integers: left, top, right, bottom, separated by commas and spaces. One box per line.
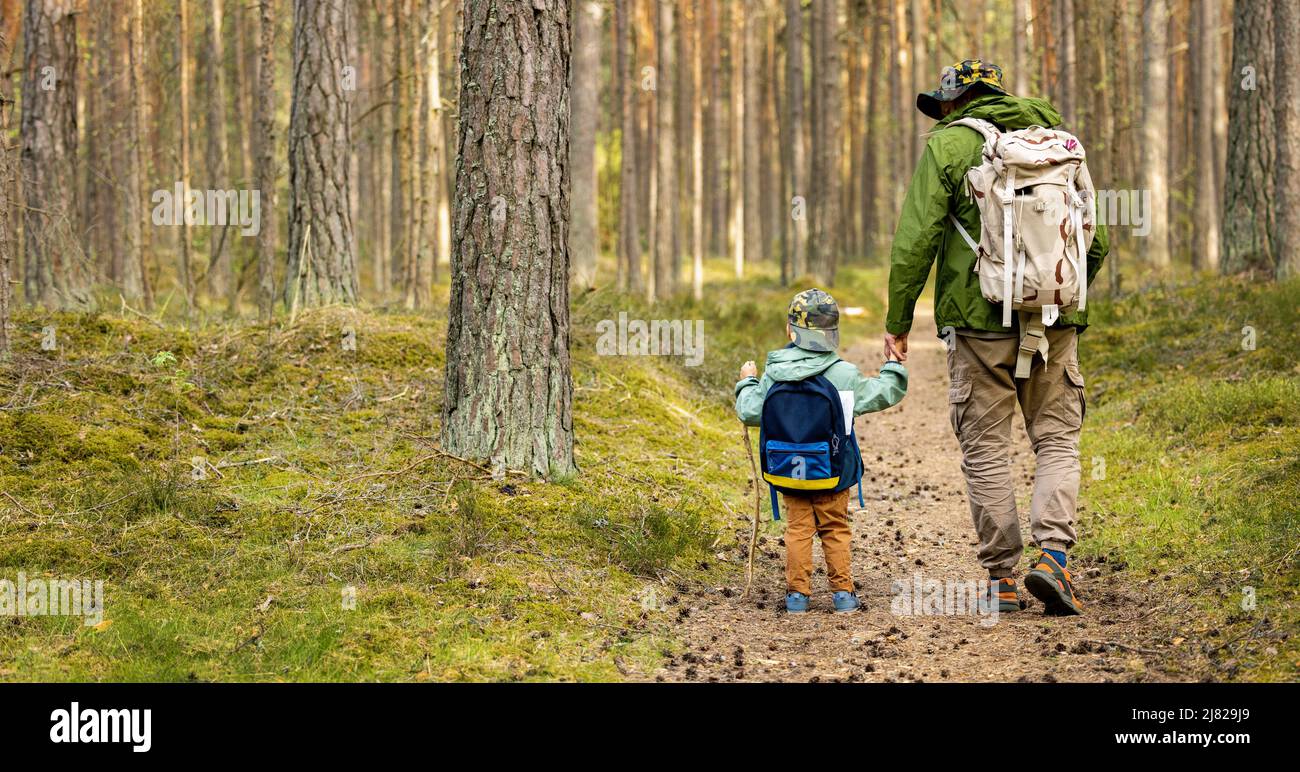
758, 363, 865, 520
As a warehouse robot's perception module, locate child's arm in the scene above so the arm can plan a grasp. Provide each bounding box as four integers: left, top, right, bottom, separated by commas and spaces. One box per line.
734, 361, 769, 427
843, 360, 908, 415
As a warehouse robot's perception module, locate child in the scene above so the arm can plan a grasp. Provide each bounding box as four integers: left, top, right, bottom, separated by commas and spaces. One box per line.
735, 289, 907, 613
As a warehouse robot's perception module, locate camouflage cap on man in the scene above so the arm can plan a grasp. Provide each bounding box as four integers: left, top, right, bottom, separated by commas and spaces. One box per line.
916, 59, 1008, 120
787, 288, 840, 353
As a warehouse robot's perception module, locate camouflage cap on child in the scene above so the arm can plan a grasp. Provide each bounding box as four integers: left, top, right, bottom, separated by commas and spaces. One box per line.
787, 288, 840, 352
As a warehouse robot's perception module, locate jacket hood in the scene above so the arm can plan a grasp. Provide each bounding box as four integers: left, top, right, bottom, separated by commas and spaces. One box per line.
938, 94, 1062, 132
764, 344, 839, 382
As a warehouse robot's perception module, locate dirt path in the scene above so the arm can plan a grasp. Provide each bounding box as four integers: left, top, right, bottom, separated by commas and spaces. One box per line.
652, 305, 1184, 683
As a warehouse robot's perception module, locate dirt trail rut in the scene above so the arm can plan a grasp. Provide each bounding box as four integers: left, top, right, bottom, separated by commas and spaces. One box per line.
651, 305, 1184, 683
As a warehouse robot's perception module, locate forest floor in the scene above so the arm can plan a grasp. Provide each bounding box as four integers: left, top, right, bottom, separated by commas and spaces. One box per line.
651, 305, 1187, 683
1, 264, 1295, 681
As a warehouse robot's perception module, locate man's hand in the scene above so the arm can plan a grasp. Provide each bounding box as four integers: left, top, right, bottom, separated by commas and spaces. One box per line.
739, 360, 758, 379
883, 332, 909, 363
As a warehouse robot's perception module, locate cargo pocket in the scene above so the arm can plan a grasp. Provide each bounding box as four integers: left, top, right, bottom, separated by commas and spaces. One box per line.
1065, 363, 1086, 421
948, 379, 972, 437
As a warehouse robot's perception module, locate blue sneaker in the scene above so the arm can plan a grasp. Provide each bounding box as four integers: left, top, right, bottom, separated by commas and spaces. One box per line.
785, 592, 809, 613
832, 591, 861, 613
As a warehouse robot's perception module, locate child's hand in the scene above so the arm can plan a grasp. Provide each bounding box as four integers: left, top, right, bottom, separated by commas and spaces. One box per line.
739, 360, 758, 379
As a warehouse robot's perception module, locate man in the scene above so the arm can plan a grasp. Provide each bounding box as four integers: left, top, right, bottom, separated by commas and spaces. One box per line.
883, 60, 1109, 616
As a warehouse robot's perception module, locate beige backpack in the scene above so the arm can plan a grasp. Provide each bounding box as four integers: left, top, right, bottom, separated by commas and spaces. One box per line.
948, 117, 1096, 379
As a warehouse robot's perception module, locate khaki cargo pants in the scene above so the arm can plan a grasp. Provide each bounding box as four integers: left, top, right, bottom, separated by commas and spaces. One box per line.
782, 489, 853, 595
947, 328, 1086, 578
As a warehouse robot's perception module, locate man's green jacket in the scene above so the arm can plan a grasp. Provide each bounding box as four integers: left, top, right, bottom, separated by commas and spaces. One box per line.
886, 94, 1110, 337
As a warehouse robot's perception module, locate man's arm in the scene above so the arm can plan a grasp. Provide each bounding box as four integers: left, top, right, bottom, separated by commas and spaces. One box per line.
886, 141, 953, 336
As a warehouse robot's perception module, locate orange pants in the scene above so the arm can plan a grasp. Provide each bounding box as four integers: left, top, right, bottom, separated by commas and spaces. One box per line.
782, 489, 853, 595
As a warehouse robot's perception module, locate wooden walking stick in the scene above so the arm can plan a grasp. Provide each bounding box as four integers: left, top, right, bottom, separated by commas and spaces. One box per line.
740, 422, 762, 599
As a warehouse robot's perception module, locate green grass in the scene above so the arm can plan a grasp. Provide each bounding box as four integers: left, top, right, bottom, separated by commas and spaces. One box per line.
0, 258, 888, 682
1077, 276, 1300, 681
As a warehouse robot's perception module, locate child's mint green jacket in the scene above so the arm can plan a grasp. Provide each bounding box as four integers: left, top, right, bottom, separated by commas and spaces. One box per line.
734, 344, 908, 427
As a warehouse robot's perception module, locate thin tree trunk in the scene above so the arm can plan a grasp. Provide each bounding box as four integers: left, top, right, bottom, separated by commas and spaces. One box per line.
0, 26, 14, 355
204, 0, 232, 304
1192, 0, 1221, 272
691, 0, 704, 299
742, 1, 761, 271
119, 1, 146, 302
442, 0, 575, 478
786, 0, 807, 277
1274, 0, 1300, 277
177, 0, 194, 310
571, 1, 601, 290
729, 1, 743, 278
254, 0, 276, 319
1140, 0, 1171, 270
654, 0, 677, 298
617, 0, 642, 292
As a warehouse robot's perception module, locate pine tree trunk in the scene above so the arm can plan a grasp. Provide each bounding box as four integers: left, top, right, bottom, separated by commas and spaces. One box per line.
118, 2, 146, 302
285, 0, 359, 307
254, 0, 276, 319
1192, 0, 1221, 272
20, 0, 93, 310
863, 1, 881, 253
1221, 0, 1273, 274
742, 1, 761, 270
729, 2, 743, 278
653, 0, 677, 298
691, 0, 705, 299
442, 0, 575, 479
205, 0, 233, 302
0, 25, 14, 356
812, 0, 842, 284
1274, 0, 1300, 277
389, 1, 407, 296
1140, 0, 1171, 270
571, 1, 601, 290
616, 0, 642, 292
786, 0, 807, 278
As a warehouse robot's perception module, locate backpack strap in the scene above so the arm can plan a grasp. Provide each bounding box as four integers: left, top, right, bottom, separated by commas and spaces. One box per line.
1015, 310, 1050, 380
770, 483, 781, 521
1001, 167, 1016, 327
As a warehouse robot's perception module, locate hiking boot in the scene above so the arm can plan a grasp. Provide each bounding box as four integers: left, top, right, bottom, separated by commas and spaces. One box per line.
786, 592, 810, 613
1024, 552, 1084, 616
831, 591, 860, 613
981, 577, 1023, 613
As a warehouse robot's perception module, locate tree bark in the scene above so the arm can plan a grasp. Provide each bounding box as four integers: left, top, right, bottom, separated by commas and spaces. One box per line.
21, 0, 93, 310
653, 0, 677, 298
442, 0, 575, 479
254, 0, 277, 319
616, 0, 642, 292
118, 0, 150, 304
1274, 0, 1300, 277
285, 0, 359, 307
1192, 0, 1221, 272
571, 1, 601, 290
0, 26, 13, 356
205, 0, 233, 302
1221, 0, 1273, 275
812, 0, 842, 284
742, 1, 761, 269
786, 0, 807, 277
1140, 0, 1171, 270
691, 0, 705, 299
178, 0, 194, 309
